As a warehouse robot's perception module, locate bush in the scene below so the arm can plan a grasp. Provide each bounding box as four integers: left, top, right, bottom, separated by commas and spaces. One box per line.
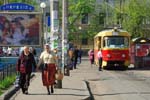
0, 90, 2, 95
0, 75, 16, 95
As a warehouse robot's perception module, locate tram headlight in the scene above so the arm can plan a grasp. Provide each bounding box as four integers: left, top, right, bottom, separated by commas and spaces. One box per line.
122, 54, 126, 58
107, 54, 111, 58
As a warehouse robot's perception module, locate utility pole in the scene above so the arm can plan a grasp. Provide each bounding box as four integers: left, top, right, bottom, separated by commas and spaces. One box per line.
50, 0, 62, 88
105, 0, 109, 28
62, 0, 69, 76
119, 0, 122, 28
50, 0, 59, 50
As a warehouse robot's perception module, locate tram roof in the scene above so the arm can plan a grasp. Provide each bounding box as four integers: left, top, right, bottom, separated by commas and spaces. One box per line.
94, 29, 130, 38
132, 37, 150, 43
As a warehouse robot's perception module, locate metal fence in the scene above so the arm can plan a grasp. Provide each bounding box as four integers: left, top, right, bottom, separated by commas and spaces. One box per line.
0, 57, 18, 81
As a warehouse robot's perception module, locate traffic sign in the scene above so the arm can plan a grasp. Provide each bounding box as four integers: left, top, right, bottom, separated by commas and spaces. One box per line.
47, 16, 51, 27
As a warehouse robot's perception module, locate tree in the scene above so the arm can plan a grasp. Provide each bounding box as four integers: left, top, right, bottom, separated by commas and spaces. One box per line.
122, 0, 150, 38
68, 0, 104, 42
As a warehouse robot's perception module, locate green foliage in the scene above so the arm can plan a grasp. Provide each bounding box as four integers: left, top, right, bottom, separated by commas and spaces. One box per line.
0, 75, 16, 95
68, 0, 105, 41
68, 0, 96, 26
122, 0, 150, 38
0, 90, 2, 95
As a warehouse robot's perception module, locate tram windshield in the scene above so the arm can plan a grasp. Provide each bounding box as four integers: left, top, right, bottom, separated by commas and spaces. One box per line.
103, 36, 129, 48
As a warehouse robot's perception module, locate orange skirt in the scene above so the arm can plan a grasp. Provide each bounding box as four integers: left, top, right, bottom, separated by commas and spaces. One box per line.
42, 64, 56, 86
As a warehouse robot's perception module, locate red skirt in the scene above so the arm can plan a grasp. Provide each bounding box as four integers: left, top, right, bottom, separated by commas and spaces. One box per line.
42, 64, 56, 86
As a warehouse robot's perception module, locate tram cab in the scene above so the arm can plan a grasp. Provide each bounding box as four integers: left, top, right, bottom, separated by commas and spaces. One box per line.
94, 27, 131, 69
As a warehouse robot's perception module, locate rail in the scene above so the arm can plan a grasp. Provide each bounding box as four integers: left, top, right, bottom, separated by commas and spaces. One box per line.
0, 57, 18, 81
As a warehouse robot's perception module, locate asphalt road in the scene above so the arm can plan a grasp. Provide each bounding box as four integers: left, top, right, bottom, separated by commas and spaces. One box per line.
88, 68, 150, 100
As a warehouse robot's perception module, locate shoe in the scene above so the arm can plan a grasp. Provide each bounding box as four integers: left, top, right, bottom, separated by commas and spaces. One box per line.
47, 88, 50, 95
51, 87, 54, 93
21, 88, 25, 94
24, 90, 28, 94
48, 91, 50, 95
54, 82, 57, 84
99, 67, 102, 71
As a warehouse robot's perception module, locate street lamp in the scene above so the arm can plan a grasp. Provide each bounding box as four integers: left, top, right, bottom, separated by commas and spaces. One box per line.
40, 2, 47, 44
78, 26, 82, 30
78, 26, 82, 45
40, 2, 46, 11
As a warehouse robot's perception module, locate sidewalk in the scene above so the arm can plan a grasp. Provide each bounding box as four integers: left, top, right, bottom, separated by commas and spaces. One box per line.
10, 58, 90, 100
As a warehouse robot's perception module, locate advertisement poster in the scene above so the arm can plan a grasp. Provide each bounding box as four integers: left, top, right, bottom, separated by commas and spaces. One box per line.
0, 12, 41, 46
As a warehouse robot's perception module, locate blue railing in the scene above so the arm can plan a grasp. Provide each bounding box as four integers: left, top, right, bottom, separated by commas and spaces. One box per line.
0, 57, 18, 81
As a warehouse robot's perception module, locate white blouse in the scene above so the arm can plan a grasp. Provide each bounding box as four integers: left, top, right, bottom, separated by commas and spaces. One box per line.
40, 51, 56, 64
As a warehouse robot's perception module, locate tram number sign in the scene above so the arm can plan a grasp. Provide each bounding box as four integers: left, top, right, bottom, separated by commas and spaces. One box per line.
112, 31, 119, 35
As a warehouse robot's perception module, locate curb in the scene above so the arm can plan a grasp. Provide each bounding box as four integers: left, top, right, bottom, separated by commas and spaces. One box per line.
81, 81, 92, 100
0, 86, 19, 100
84, 81, 94, 100
0, 74, 35, 100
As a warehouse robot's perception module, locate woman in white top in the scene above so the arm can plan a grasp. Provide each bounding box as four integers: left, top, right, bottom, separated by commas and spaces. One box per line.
38, 44, 56, 95
97, 49, 102, 71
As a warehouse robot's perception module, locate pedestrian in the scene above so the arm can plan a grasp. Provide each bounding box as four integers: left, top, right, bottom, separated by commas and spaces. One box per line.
68, 47, 74, 70
29, 47, 36, 56
97, 49, 102, 71
37, 44, 57, 95
88, 49, 94, 66
16, 45, 37, 94
7, 47, 12, 56
73, 46, 79, 69
78, 47, 83, 64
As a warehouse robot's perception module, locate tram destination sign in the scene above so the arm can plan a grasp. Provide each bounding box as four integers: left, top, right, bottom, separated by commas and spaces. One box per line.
0, 3, 34, 11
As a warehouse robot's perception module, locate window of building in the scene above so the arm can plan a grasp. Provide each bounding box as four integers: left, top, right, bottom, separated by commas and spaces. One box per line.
99, 13, 105, 25
81, 13, 88, 24
82, 38, 88, 45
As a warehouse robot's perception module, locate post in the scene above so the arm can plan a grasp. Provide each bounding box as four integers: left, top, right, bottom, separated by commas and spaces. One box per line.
50, 0, 62, 88
50, 0, 59, 50
62, 0, 69, 76
105, 0, 109, 28
40, 2, 46, 46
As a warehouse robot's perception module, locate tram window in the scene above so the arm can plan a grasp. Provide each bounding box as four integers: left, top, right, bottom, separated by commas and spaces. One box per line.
103, 36, 128, 48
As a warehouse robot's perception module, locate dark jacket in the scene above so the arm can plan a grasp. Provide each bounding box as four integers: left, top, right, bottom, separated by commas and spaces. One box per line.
17, 52, 36, 73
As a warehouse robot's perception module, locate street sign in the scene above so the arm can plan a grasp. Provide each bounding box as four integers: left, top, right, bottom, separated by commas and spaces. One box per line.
54, 19, 59, 27
47, 16, 51, 27
0, 3, 34, 11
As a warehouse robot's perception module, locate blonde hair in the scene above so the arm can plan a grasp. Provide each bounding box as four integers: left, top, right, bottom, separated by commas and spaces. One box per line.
23, 45, 29, 50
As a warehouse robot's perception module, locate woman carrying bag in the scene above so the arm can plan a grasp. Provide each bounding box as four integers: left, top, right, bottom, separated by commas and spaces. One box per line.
17, 46, 37, 94
37, 44, 57, 95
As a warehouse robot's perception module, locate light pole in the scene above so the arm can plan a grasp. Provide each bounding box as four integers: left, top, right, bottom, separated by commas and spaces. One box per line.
40, 2, 46, 44
78, 26, 82, 45
50, 0, 61, 88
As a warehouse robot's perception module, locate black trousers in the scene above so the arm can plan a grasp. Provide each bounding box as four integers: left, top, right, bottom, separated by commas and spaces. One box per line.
98, 58, 102, 68
19, 72, 31, 93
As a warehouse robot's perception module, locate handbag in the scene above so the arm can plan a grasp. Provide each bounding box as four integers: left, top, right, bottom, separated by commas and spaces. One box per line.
55, 70, 63, 80
20, 60, 26, 73
37, 59, 47, 70
20, 63, 26, 73
43, 63, 48, 70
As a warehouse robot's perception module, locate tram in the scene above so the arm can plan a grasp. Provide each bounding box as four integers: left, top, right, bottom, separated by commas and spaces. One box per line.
130, 37, 150, 68
94, 27, 131, 69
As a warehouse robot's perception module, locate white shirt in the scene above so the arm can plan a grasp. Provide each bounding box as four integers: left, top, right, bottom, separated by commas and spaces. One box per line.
7, 47, 12, 54
40, 51, 56, 64
97, 50, 102, 59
